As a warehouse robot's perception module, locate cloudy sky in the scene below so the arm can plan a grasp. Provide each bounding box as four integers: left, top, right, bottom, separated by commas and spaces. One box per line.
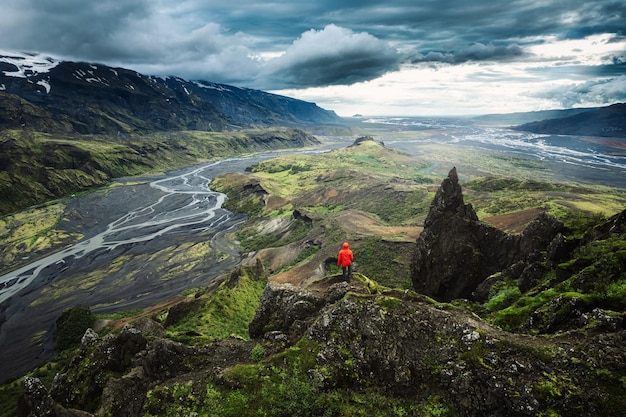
2, 0, 626, 116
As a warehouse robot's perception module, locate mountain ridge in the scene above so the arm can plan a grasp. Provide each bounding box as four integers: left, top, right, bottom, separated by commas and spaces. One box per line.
0, 51, 344, 215
471, 107, 599, 126
512, 102, 626, 138
0, 51, 343, 134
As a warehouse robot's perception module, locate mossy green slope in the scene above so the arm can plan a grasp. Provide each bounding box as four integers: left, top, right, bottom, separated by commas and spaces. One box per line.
0, 127, 318, 216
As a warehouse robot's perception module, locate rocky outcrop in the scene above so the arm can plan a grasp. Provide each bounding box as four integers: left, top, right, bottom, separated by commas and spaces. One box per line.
303, 288, 626, 416
18, 317, 254, 417
17, 277, 626, 417
411, 167, 563, 301
248, 281, 356, 344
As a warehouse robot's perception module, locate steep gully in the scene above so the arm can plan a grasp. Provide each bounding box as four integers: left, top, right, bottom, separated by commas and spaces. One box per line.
0, 145, 341, 383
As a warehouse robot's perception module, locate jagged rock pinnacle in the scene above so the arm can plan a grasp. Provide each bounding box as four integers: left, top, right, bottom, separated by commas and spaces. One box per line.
424, 167, 477, 227
412, 167, 563, 302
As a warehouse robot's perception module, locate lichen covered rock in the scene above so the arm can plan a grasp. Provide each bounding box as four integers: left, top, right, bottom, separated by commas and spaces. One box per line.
18, 278, 626, 417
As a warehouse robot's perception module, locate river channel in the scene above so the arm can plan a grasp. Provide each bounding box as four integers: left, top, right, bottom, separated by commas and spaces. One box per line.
0, 146, 341, 383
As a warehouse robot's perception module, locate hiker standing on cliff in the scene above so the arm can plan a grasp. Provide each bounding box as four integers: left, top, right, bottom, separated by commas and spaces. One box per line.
337, 242, 354, 282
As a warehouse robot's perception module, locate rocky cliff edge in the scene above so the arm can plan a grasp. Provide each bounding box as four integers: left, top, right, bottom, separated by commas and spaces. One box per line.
17, 275, 626, 416
16, 167, 626, 416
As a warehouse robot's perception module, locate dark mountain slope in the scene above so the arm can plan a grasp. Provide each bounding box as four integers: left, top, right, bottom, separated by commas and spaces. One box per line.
472, 107, 597, 126
0, 52, 343, 135
0, 52, 340, 214
513, 102, 626, 137
161, 77, 342, 126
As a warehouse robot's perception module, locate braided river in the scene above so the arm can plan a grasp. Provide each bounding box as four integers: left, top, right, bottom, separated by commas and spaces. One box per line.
1, 120, 625, 382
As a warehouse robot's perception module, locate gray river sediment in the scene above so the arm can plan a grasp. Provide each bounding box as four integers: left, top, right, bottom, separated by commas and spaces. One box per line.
0, 150, 334, 383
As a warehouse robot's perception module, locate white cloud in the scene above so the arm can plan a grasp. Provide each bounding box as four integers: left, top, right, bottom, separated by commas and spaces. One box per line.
275, 60, 586, 117
526, 33, 626, 66
259, 24, 401, 89
533, 75, 626, 108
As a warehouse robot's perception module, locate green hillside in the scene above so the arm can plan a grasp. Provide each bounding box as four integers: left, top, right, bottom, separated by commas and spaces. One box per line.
0, 127, 319, 216
2, 137, 626, 417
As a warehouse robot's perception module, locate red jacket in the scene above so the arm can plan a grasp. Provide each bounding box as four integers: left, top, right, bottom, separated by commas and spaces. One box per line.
337, 242, 353, 267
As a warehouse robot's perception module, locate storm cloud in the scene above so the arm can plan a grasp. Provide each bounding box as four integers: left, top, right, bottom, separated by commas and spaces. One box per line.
412, 43, 526, 64
1, 0, 625, 115
533, 75, 626, 107
260, 25, 401, 89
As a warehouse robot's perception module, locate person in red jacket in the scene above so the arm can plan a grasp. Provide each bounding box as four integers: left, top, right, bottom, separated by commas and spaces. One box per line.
337, 242, 354, 282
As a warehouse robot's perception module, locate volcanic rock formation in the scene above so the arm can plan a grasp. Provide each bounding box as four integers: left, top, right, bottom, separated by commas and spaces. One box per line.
411, 167, 564, 301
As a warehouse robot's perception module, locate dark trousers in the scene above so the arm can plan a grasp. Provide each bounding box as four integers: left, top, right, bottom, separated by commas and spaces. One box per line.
342, 265, 352, 281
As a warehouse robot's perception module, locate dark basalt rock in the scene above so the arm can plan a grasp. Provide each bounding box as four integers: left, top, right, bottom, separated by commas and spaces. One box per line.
48, 326, 148, 411
423, 166, 478, 227
18, 319, 254, 416
17, 274, 626, 417
248, 281, 336, 342
411, 167, 564, 302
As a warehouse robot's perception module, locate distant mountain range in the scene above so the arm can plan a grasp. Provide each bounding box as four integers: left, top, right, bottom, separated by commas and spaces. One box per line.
474, 103, 626, 138
2, 51, 624, 138
0, 51, 343, 135
0, 51, 344, 215
512, 103, 626, 138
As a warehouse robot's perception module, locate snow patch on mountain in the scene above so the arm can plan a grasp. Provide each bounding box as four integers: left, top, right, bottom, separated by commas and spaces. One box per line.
194, 80, 232, 92
0, 50, 59, 78
36, 80, 51, 93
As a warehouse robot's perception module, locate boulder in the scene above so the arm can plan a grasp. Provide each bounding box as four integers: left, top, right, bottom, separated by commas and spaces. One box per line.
18, 377, 94, 417
49, 325, 148, 412
248, 281, 342, 341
